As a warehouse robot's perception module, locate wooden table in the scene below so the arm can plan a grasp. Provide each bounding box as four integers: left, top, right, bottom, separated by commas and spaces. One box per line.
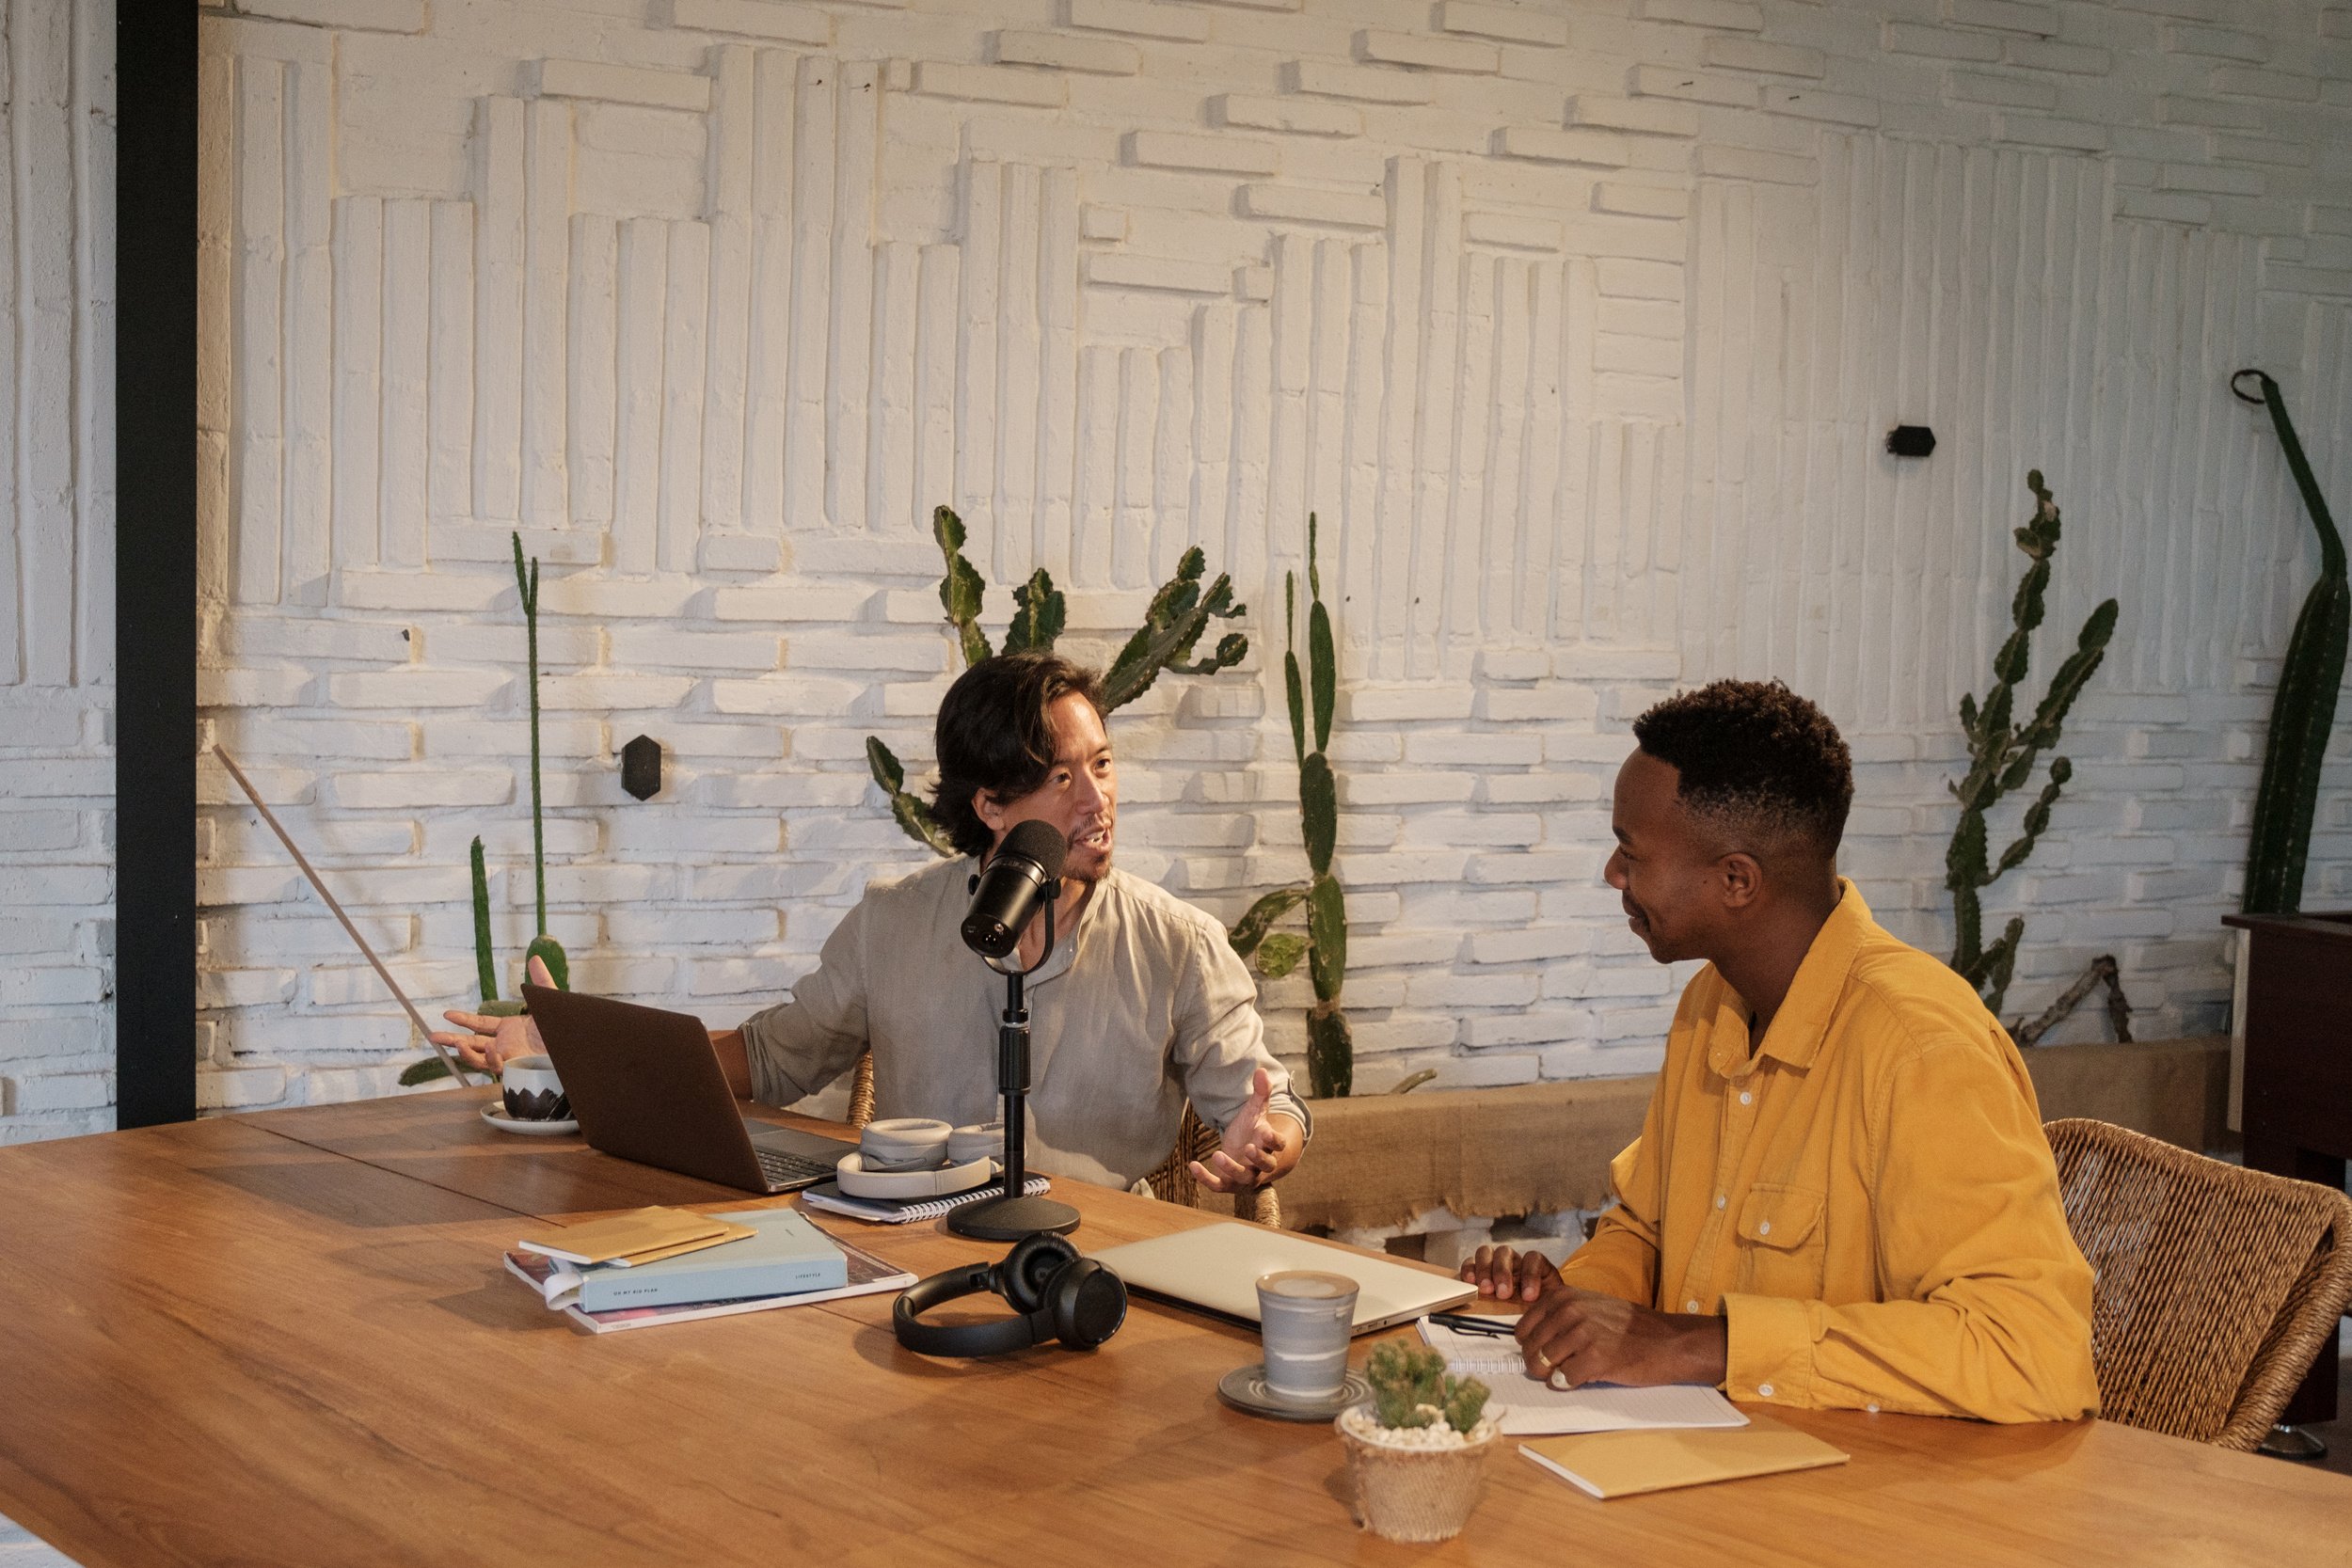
0, 1091, 2344, 1568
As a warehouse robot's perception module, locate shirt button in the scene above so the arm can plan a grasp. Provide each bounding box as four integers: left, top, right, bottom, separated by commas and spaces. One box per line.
1739, 1090, 1753, 1106
1758, 1384, 1775, 1398
1757, 1219, 1772, 1236
1715, 1194, 1727, 1210
1686, 1299, 1700, 1312
1867, 1403, 1880, 1415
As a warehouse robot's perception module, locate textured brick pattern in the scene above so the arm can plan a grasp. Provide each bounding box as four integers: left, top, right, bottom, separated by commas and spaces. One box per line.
0, 0, 114, 1145
6, 0, 2344, 1131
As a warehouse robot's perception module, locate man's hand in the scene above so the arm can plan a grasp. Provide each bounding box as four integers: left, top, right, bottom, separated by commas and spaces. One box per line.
1190, 1069, 1303, 1193
1513, 1283, 1727, 1389
430, 956, 555, 1072
1459, 1244, 1562, 1304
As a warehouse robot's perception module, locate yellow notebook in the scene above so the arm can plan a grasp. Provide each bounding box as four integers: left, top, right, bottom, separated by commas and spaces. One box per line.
516, 1208, 754, 1268
1519, 1413, 1849, 1499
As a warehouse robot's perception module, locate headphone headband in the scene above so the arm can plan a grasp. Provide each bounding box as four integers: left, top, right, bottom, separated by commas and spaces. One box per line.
892, 1237, 1126, 1358
892, 1262, 1057, 1357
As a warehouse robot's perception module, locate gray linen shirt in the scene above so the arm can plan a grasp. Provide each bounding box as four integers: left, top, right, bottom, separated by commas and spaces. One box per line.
739, 857, 1310, 1190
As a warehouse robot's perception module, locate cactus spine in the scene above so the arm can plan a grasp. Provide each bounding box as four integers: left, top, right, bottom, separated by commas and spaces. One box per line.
1947, 472, 2119, 1020
2235, 370, 2349, 916
865, 503, 1249, 853
1229, 515, 1354, 1098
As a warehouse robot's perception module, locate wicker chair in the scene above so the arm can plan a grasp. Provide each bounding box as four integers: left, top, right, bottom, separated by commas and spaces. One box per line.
2045, 1117, 2352, 1449
846, 1053, 1279, 1227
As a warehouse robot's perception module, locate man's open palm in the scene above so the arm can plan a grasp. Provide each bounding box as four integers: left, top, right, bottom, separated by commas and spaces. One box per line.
1190, 1068, 1295, 1193
431, 956, 555, 1071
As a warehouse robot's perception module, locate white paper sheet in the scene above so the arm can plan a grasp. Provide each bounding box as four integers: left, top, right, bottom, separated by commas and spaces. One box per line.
1418, 1316, 1751, 1436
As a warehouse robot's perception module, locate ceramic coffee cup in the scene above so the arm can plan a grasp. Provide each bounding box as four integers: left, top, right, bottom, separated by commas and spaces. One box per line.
1256, 1270, 1359, 1402
859, 1117, 952, 1172
499, 1054, 570, 1121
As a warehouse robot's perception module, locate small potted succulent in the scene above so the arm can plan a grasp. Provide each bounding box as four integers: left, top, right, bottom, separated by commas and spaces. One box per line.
1336, 1342, 1497, 1543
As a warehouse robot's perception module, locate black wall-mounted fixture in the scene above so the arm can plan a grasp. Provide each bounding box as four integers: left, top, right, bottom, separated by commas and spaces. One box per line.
622, 736, 662, 800
1886, 424, 1936, 458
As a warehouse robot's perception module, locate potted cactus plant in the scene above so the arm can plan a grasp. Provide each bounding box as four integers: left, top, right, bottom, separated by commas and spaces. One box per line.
1335, 1342, 1497, 1543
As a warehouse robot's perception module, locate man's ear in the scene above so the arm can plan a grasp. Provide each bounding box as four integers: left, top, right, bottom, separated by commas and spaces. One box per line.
972, 787, 1005, 834
1718, 850, 1764, 911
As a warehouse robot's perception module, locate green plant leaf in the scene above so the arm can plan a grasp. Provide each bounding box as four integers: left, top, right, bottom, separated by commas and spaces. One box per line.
480, 999, 529, 1018
398, 1057, 453, 1087
1005, 566, 1066, 654
1283, 650, 1307, 768
1300, 752, 1337, 877
1101, 550, 1248, 708
526, 934, 569, 990
1255, 933, 1308, 978
1308, 994, 1352, 1099
1309, 600, 1335, 756
892, 791, 960, 857
470, 836, 498, 1005
866, 736, 906, 795
933, 505, 993, 667
1228, 885, 1309, 957
1388, 1069, 1437, 1095
1307, 873, 1346, 1000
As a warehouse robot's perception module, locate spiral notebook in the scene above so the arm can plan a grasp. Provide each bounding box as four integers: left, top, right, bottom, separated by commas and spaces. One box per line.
798, 1174, 1051, 1225
1419, 1315, 1748, 1436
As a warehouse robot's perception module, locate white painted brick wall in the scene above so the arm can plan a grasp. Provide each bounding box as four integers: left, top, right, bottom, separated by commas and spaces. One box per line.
10, 0, 2352, 1134
0, 0, 115, 1147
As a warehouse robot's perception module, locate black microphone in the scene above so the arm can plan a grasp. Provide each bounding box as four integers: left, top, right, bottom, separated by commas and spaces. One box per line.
961, 819, 1067, 958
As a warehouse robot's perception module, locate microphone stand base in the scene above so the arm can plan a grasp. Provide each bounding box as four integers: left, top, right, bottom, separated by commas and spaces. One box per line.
946, 1192, 1081, 1241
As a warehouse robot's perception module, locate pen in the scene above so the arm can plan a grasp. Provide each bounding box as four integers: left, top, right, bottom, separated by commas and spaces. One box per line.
1426, 1311, 1518, 1338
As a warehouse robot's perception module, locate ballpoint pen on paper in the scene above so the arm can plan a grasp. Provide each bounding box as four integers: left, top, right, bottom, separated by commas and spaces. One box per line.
1425, 1311, 1518, 1338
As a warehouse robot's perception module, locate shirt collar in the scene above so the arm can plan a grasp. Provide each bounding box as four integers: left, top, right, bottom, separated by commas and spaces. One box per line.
1703, 879, 1872, 1077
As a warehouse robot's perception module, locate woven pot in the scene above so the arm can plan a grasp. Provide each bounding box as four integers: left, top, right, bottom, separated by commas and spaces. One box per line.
1336, 1408, 1500, 1544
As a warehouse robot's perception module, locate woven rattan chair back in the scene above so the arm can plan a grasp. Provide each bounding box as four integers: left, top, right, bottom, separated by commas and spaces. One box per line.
2046, 1117, 2352, 1449
846, 1052, 1280, 1227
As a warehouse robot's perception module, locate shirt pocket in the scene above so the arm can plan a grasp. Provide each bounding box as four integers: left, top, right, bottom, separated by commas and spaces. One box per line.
1732, 1183, 1828, 1299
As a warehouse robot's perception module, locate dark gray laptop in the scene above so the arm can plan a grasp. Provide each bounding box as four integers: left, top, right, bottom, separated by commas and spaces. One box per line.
522, 984, 850, 1194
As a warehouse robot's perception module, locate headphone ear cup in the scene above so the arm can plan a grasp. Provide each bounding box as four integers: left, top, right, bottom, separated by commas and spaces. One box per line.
1048, 1259, 1128, 1350
996, 1233, 1081, 1315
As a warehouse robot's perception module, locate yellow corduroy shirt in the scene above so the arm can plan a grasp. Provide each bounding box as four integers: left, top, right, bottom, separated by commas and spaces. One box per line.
1557, 882, 2101, 1423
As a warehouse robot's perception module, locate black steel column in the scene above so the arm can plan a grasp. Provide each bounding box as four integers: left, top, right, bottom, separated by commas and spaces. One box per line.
113, 3, 199, 1128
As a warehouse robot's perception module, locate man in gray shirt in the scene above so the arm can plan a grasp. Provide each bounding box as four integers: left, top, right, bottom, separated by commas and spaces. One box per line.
440, 652, 1307, 1196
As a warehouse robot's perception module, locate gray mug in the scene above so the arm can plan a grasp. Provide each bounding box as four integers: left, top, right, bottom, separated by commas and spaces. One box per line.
1256, 1270, 1359, 1401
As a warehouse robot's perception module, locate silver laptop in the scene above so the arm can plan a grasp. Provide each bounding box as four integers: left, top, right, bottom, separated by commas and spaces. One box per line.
522, 984, 851, 1195
1088, 1222, 1476, 1335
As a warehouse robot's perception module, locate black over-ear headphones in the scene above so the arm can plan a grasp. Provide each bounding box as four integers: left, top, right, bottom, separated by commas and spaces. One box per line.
892, 1234, 1128, 1356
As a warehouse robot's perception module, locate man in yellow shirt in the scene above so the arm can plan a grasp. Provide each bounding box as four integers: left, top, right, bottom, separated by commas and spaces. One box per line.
1462, 679, 2099, 1422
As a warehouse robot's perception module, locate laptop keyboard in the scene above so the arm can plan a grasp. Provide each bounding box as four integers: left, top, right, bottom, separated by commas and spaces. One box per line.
754, 1146, 838, 1187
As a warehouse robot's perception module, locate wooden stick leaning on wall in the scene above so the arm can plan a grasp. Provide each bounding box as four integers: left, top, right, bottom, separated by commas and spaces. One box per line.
211, 745, 480, 1089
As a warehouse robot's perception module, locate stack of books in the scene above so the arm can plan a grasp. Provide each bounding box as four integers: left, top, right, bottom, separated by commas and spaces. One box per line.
503, 1205, 914, 1335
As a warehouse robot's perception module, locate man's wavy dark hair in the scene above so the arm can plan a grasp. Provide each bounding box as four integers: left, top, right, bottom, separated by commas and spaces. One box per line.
929, 652, 1108, 859
1631, 679, 1852, 856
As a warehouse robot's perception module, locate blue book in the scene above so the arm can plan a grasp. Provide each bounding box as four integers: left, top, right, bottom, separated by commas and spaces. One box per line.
575, 1208, 847, 1311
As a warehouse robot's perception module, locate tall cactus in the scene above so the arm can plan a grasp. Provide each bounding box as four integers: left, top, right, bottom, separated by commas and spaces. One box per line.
2233, 370, 2348, 916
1229, 515, 1353, 1098
865, 503, 1249, 853
1947, 471, 2120, 1019
511, 532, 568, 990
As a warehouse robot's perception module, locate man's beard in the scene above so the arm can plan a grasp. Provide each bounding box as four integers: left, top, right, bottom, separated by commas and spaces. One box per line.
1061, 820, 1113, 884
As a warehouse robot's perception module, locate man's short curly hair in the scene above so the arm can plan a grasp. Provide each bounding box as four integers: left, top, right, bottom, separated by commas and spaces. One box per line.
1631, 679, 1852, 857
